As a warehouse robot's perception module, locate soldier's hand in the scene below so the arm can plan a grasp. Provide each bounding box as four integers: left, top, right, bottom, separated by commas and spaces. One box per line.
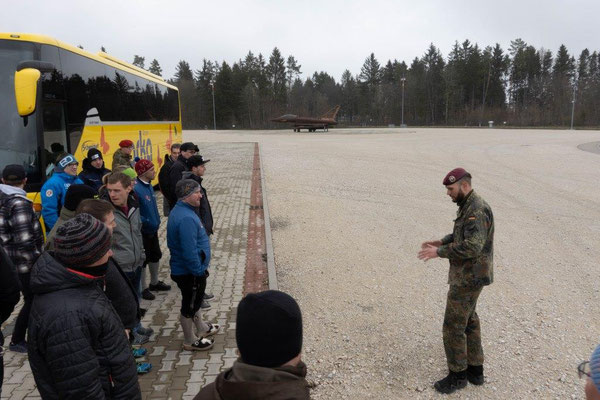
418, 244, 439, 261
421, 240, 442, 249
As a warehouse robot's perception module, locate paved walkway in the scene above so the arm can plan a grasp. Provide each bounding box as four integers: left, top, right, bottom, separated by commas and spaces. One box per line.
1, 142, 270, 399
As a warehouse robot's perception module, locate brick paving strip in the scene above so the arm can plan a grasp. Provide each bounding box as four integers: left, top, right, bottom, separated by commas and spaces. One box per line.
1, 142, 276, 400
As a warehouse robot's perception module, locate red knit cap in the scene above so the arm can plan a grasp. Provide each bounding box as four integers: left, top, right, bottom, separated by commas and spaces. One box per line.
443, 168, 469, 186
119, 139, 134, 148
135, 159, 154, 176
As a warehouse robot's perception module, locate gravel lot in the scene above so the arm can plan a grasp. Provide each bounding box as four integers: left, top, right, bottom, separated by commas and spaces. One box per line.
186, 127, 600, 399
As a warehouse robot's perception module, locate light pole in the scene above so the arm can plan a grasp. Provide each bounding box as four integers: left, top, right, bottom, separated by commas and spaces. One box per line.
210, 81, 216, 130
400, 77, 406, 128
570, 83, 577, 130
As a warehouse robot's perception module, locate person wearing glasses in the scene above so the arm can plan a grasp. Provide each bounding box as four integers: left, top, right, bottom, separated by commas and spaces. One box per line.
579, 344, 600, 399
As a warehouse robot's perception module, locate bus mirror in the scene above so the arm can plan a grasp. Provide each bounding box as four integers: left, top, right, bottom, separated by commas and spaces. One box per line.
14, 68, 41, 117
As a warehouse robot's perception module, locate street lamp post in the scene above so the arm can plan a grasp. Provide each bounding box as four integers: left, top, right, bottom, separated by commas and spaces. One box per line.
570, 83, 577, 130
210, 81, 216, 130
400, 77, 406, 128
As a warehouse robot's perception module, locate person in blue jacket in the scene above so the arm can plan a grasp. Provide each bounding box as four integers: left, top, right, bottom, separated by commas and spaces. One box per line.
41, 154, 84, 230
133, 159, 170, 301
167, 179, 219, 352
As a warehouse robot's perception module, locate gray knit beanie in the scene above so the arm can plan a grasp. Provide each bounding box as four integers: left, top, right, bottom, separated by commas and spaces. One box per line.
175, 179, 200, 200
54, 213, 112, 268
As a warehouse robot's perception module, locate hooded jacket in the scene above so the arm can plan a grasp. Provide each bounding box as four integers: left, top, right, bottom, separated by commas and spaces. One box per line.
101, 191, 145, 273
27, 252, 141, 399
194, 360, 310, 400
79, 158, 111, 192
182, 171, 213, 235
40, 172, 84, 230
167, 200, 210, 276
0, 184, 43, 273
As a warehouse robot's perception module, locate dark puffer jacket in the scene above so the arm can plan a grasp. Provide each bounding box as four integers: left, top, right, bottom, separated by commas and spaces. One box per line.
27, 252, 141, 399
79, 158, 111, 192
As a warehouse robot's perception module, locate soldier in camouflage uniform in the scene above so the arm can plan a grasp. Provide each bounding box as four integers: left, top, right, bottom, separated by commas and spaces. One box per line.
418, 167, 494, 394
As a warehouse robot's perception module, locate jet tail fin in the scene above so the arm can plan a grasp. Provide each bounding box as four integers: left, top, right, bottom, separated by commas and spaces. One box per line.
320, 105, 341, 120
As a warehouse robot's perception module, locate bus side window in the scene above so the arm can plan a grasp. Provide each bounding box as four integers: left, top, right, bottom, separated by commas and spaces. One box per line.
42, 101, 67, 176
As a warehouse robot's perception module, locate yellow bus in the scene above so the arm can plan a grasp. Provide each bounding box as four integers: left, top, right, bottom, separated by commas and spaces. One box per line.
1, 32, 182, 208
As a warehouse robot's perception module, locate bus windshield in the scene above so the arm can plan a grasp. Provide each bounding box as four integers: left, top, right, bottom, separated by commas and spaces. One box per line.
0, 40, 41, 184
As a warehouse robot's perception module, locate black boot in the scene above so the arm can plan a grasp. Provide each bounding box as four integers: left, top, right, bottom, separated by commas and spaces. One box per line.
434, 370, 467, 394
466, 364, 484, 385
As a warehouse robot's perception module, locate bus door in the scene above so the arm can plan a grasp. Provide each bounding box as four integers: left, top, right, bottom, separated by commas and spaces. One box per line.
41, 100, 68, 178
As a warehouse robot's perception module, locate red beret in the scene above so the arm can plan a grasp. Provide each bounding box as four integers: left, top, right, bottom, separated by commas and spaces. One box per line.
119, 139, 134, 148
443, 168, 469, 186
135, 159, 154, 176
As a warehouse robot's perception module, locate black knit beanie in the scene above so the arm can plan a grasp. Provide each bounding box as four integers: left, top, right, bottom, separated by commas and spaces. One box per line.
236, 290, 303, 367
54, 213, 112, 268
64, 184, 97, 211
87, 148, 103, 161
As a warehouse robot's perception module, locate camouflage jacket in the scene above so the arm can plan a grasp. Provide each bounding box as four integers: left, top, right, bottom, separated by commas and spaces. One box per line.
437, 190, 494, 287
111, 148, 133, 171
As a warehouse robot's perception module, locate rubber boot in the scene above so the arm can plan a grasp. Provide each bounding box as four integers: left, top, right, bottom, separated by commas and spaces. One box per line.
434, 370, 468, 394
466, 364, 484, 385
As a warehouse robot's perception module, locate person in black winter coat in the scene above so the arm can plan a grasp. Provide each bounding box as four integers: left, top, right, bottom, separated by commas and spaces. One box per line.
79, 148, 111, 192
27, 213, 141, 399
166, 142, 197, 208
158, 143, 181, 217
0, 245, 20, 396
182, 155, 213, 235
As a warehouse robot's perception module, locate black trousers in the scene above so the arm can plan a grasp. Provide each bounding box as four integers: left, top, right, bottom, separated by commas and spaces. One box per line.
142, 232, 162, 264
12, 273, 32, 344
171, 273, 206, 318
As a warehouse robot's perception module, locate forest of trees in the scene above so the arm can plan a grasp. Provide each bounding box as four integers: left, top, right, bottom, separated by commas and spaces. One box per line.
130, 39, 600, 129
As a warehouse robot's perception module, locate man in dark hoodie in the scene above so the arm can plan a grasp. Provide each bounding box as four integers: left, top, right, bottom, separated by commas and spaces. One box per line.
194, 290, 310, 400
166, 142, 197, 208
79, 148, 111, 192
27, 213, 141, 399
158, 143, 180, 217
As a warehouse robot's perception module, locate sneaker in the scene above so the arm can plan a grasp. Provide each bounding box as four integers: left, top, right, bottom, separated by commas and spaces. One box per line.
149, 281, 171, 291
200, 300, 211, 310
131, 331, 150, 346
132, 347, 147, 359
9, 341, 27, 353
201, 323, 220, 338
136, 325, 154, 336
142, 288, 156, 300
136, 362, 152, 374
183, 337, 214, 351
466, 365, 484, 385
434, 371, 467, 394
203, 292, 215, 301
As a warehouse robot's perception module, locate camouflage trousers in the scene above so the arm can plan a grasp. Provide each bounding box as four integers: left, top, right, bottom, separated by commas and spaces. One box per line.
443, 285, 484, 372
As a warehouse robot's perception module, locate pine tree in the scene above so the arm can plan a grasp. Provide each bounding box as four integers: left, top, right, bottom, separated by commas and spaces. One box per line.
133, 55, 145, 69
148, 59, 162, 76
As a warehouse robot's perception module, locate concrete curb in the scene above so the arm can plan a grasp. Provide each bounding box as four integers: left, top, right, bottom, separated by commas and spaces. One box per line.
258, 143, 278, 290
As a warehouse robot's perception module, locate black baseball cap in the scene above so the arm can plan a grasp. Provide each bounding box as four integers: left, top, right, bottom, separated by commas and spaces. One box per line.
2, 165, 26, 181
187, 154, 210, 167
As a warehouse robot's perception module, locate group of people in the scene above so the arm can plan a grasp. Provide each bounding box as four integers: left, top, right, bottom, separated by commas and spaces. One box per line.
16, 145, 600, 398
0, 139, 311, 399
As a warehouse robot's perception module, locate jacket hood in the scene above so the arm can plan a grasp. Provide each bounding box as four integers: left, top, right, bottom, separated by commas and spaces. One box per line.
100, 189, 140, 210
0, 183, 28, 198
30, 252, 101, 295
52, 172, 80, 183
181, 171, 202, 184
213, 360, 309, 400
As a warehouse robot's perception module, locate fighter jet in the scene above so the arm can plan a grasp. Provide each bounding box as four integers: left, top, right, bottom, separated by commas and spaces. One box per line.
271, 105, 340, 132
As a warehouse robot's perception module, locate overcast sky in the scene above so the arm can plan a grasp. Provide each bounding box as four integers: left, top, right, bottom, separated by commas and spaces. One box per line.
5, 0, 599, 82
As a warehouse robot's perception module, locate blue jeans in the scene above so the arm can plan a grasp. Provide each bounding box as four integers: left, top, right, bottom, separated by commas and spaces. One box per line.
124, 266, 142, 301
